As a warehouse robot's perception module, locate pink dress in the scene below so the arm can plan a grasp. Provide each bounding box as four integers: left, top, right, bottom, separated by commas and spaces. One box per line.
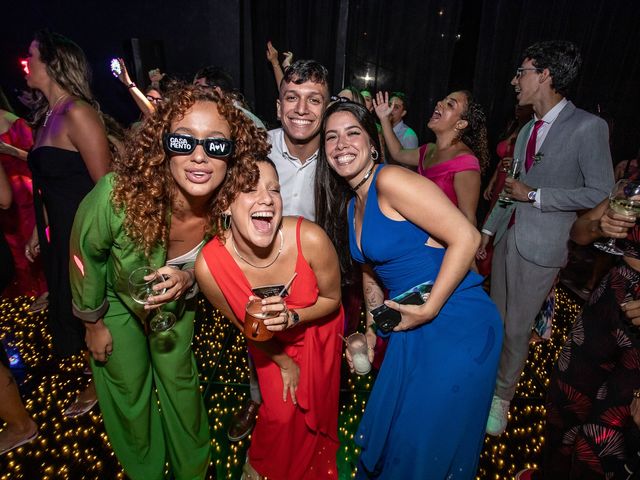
417, 144, 480, 205
0, 118, 47, 298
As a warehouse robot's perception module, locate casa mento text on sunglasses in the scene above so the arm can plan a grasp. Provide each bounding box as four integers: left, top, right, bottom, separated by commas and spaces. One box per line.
163, 133, 235, 158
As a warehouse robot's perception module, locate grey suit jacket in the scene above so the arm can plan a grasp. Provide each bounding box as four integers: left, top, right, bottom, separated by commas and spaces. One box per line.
484, 101, 614, 268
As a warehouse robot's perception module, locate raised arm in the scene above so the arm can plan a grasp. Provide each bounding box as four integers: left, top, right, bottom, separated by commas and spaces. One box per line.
377, 166, 479, 329
373, 91, 421, 166
115, 58, 156, 117
66, 101, 111, 182
266, 41, 285, 89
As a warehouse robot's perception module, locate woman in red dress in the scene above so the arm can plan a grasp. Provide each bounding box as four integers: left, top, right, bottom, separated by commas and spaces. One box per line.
0, 103, 47, 300
196, 158, 344, 479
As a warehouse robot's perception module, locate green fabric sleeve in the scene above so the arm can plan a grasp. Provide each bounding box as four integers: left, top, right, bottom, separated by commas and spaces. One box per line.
69, 173, 118, 322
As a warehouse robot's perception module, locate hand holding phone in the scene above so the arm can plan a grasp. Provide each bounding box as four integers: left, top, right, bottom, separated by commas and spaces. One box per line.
370, 282, 432, 333
110, 58, 122, 77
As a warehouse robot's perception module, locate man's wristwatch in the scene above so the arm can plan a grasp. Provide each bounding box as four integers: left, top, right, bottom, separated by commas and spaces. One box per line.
289, 309, 300, 328
527, 189, 537, 202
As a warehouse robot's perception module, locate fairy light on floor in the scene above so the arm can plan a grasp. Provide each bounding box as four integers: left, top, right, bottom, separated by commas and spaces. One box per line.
0, 287, 581, 479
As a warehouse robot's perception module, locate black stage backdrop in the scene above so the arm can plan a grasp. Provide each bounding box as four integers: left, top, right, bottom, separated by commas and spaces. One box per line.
472, 0, 640, 165
1, 0, 638, 162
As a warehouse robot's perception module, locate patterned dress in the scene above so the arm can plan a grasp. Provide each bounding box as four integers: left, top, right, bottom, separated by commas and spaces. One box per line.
542, 223, 640, 479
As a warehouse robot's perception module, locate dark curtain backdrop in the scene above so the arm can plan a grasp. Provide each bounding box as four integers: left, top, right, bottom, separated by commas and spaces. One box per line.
0, 0, 242, 125
2, 0, 638, 160
473, 0, 640, 163
344, 0, 465, 144
247, 0, 342, 128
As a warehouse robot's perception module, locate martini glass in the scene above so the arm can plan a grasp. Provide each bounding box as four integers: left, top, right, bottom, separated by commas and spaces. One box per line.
128, 266, 176, 332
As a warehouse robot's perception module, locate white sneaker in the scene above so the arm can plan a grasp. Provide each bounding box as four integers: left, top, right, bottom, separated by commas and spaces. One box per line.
486, 395, 510, 436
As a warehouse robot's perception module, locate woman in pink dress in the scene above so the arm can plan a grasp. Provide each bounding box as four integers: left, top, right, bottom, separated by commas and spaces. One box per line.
374, 90, 489, 226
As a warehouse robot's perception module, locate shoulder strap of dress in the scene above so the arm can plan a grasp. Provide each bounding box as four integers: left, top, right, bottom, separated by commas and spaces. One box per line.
295, 216, 304, 253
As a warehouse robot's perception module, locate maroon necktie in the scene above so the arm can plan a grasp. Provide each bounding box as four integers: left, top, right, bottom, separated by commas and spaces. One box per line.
525, 120, 544, 172
507, 119, 544, 229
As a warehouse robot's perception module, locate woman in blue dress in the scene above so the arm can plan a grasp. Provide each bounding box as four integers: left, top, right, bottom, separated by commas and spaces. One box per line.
315, 101, 502, 478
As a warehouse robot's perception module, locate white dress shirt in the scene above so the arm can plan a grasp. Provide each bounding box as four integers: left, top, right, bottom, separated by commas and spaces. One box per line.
267, 128, 318, 221
392, 120, 419, 149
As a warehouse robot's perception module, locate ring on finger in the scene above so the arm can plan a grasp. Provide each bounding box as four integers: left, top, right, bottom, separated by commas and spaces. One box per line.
633, 389, 640, 399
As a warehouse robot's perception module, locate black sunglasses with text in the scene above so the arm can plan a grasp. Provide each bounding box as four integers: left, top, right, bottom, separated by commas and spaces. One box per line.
163, 133, 234, 159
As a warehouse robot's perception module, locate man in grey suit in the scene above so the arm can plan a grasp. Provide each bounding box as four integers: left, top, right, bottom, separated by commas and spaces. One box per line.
485, 40, 614, 436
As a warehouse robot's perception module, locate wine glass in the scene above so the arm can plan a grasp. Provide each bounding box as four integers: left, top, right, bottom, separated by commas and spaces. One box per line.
128, 266, 176, 332
498, 156, 522, 204
594, 179, 640, 255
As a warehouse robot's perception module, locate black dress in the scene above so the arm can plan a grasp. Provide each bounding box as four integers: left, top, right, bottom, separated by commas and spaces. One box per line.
28, 147, 95, 357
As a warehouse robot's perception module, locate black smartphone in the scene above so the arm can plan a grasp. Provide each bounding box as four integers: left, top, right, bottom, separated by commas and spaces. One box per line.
371, 281, 433, 333
251, 284, 286, 299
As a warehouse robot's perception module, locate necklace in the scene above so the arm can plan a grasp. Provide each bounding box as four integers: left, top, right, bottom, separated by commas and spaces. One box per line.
352, 163, 376, 191
232, 228, 284, 269
43, 94, 69, 127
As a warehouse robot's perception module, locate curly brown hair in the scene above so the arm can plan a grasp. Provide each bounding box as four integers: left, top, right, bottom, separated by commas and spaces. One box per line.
459, 90, 489, 173
111, 83, 270, 256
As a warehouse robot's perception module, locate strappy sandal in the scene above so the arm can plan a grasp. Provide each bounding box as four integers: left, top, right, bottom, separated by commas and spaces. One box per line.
0, 428, 38, 455
63, 396, 98, 418
27, 292, 49, 314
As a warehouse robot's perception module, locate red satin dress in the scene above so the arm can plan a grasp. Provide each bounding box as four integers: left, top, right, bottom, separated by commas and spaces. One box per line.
201, 217, 343, 479
488, 138, 516, 209
0, 118, 47, 298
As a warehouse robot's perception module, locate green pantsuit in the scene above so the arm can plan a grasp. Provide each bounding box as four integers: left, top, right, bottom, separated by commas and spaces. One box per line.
70, 174, 210, 480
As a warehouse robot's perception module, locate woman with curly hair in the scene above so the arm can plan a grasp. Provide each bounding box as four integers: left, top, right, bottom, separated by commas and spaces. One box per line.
315, 101, 501, 478
69, 83, 269, 480
373, 90, 488, 226
196, 158, 344, 479
24, 29, 111, 357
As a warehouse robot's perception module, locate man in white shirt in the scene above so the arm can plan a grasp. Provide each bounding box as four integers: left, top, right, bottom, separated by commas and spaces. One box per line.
267, 59, 331, 221
389, 91, 419, 149
484, 40, 614, 437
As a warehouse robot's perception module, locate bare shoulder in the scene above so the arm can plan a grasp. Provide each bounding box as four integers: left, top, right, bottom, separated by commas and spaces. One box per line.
376, 164, 431, 192
282, 216, 329, 247
65, 98, 101, 125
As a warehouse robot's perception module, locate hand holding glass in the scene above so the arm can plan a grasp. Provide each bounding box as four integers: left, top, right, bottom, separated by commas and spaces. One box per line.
128, 267, 176, 332
594, 179, 640, 255
243, 298, 279, 342
345, 332, 371, 375
498, 157, 521, 204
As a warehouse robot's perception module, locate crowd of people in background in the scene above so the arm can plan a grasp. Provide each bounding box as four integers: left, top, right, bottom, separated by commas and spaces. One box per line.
0, 28, 638, 480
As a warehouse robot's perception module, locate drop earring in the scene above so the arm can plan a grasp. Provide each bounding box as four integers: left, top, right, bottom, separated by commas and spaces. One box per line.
222, 213, 232, 230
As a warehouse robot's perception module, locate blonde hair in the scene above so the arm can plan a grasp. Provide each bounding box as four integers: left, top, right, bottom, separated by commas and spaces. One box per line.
31, 30, 98, 127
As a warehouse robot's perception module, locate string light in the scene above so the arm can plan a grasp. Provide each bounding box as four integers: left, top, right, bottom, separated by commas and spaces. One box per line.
0, 287, 580, 478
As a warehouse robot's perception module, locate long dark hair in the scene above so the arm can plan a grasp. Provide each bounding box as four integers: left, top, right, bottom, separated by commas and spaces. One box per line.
315, 101, 381, 284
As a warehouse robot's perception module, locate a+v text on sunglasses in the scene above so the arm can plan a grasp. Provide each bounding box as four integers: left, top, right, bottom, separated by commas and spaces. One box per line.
163, 133, 235, 159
